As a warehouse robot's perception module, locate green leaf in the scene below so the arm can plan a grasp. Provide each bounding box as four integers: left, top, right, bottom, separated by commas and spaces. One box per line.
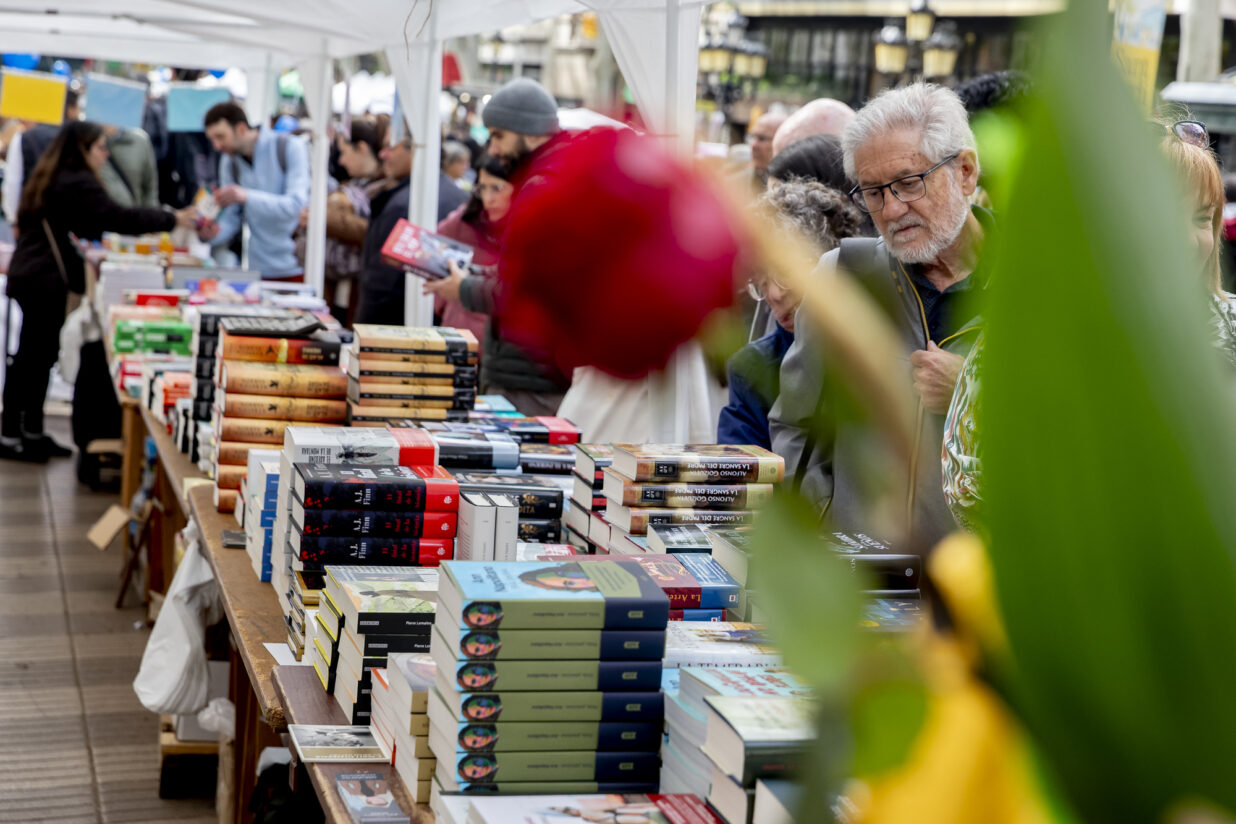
983, 4, 1236, 821
750, 491, 864, 697
849, 678, 930, 777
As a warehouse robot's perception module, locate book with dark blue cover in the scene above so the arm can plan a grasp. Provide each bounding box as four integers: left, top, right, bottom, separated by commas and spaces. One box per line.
676, 553, 740, 608
291, 498, 458, 539
441, 750, 660, 784
442, 719, 661, 753
442, 627, 667, 661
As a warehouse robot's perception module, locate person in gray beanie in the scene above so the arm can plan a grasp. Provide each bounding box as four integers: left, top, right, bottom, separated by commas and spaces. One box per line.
423, 76, 572, 416
481, 77, 561, 165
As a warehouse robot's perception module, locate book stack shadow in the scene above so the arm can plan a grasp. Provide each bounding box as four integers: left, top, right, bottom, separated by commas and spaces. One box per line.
427, 560, 671, 796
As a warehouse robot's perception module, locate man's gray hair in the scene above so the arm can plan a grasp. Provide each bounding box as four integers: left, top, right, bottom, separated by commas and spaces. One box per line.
442, 140, 471, 166
841, 83, 977, 182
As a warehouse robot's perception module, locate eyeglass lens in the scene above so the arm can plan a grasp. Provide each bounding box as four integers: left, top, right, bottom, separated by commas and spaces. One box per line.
1174, 121, 1209, 148
856, 177, 927, 213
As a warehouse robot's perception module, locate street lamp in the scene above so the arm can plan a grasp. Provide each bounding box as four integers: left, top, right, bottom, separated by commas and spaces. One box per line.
874, 24, 909, 76
906, 0, 936, 43
698, 38, 730, 75
922, 22, 961, 79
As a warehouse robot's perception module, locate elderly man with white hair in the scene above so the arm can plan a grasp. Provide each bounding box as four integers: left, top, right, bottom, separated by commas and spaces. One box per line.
769, 83, 989, 551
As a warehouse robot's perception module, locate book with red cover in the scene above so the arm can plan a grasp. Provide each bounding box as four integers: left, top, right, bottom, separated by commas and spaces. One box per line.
380, 218, 475, 280
387, 426, 439, 467
292, 463, 459, 511
290, 501, 458, 539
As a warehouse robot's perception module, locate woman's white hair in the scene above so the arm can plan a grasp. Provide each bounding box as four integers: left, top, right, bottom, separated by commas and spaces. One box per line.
841, 83, 978, 182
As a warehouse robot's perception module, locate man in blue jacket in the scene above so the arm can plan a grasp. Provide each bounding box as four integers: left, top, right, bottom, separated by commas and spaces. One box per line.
199, 102, 310, 279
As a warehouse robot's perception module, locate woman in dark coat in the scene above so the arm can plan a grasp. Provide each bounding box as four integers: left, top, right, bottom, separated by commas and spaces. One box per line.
1, 120, 196, 461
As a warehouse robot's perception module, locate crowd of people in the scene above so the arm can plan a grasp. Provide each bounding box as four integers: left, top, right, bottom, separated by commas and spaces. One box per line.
0, 69, 1230, 555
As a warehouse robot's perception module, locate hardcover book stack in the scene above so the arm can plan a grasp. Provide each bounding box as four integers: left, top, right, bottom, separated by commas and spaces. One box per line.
428, 560, 670, 796
702, 695, 815, 824
369, 653, 439, 803
660, 666, 810, 801
452, 473, 565, 547
312, 566, 439, 725
601, 445, 785, 554
270, 427, 440, 623
347, 325, 479, 426
210, 315, 349, 511
242, 449, 281, 583
186, 304, 320, 430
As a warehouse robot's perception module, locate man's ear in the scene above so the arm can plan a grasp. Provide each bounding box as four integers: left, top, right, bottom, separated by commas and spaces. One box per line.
956, 148, 980, 197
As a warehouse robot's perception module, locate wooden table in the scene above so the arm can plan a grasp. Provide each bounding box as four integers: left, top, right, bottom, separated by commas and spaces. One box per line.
190, 484, 287, 824
273, 666, 433, 824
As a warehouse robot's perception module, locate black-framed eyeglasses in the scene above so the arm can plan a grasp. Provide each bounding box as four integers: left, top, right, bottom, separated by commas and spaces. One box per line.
848, 152, 960, 214
1152, 119, 1209, 149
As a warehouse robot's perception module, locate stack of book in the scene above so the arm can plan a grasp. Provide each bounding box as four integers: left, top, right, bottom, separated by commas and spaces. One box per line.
370, 652, 439, 803
270, 427, 440, 621
428, 560, 670, 796
347, 325, 478, 426
702, 695, 815, 824
242, 449, 281, 583
452, 473, 564, 545
146, 369, 192, 429
313, 566, 439, 725
661, 666, 810, 801
601, 445, 784, 553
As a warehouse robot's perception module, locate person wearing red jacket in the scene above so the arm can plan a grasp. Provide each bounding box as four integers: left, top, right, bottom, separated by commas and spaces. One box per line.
433, 155, 515, 347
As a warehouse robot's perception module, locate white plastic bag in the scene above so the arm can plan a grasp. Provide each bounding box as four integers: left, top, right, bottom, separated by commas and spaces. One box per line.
57, 301, 102, 385
133, 529, 224, 715
197, 697, 236, 742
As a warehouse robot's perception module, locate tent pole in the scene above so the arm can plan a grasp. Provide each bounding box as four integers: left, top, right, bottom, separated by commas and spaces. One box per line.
402, 5, 442, 328
304, 47, 332, 299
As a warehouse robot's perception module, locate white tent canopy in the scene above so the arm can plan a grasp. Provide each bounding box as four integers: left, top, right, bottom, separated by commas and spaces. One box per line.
0, 0, 713, 440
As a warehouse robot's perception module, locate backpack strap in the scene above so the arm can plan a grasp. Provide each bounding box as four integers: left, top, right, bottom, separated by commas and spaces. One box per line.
275, 133, 288, 174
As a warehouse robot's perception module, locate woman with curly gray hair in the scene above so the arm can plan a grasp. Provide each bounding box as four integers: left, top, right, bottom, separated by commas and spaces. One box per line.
716, 178, 863, 448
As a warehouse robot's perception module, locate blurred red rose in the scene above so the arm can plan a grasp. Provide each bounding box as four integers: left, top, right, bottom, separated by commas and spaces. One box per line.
498, 128, 743, 379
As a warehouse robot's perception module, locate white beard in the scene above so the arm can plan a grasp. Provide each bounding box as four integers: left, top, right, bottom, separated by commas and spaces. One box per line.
883, 184, 970, 265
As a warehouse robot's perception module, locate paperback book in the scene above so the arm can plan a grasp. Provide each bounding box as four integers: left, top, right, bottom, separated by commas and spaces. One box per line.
603, 470, 775, 510
612, 444, 786, 484
430, 683, 664, 724
437, 626, 668, 662
288, 725, 388, 763
605, 501, 754, 535
464, 793, 724, 824
436, 560, 671, 631
293, 463, 460, 511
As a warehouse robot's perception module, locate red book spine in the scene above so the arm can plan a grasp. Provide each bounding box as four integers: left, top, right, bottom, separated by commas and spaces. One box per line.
389, 426, 439, 466
536, 415, 581, 444
417, 540, 455, 566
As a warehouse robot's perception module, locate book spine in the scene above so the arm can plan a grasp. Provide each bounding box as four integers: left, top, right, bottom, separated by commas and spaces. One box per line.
297, 510, 459, 538
451, 690, 663, 723
451, 628, 668, 661
444, 659, 662, 692
221, 363, 348, 398
217, 417, 293, 444
442, 750, 660, 784
668, 608, 726, 621
301, 478, 457, 511
221, 394, 348, 422
740, 744, 807, 787
217, 441, 268, 466
515, 519, 562, 544
215, 465, 246, 490
447, 720, 662, 753
519, 456, 575, 474
219, 333, 341, 365
628, 508, 753, 534
630, 456, 783, 483
347, 390, 467, 410
353, 349, 478, 366
618, 481, 774, 509
295, 535, 451, 565
347, 403, 469, 423
356, 613, 437, 635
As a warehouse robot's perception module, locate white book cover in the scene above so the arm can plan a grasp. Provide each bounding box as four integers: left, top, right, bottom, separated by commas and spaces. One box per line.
457, 493, 496, 562
488, 494, 518, 562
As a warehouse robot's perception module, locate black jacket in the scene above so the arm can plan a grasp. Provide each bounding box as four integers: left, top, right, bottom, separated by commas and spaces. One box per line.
356, 177, 411, 324
8, 168, 175, 296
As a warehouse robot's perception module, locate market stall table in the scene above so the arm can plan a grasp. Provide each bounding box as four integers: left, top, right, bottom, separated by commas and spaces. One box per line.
190, 483, 288, 824
273, 665, 433, 823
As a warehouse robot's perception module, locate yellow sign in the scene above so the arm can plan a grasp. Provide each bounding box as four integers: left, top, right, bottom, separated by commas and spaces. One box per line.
1111, 0, 1167, 111
0, 69, 67, 125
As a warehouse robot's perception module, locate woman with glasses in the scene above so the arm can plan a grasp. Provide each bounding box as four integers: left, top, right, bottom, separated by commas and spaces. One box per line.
941, 118, 1231, 533
716, 179, 863, 448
